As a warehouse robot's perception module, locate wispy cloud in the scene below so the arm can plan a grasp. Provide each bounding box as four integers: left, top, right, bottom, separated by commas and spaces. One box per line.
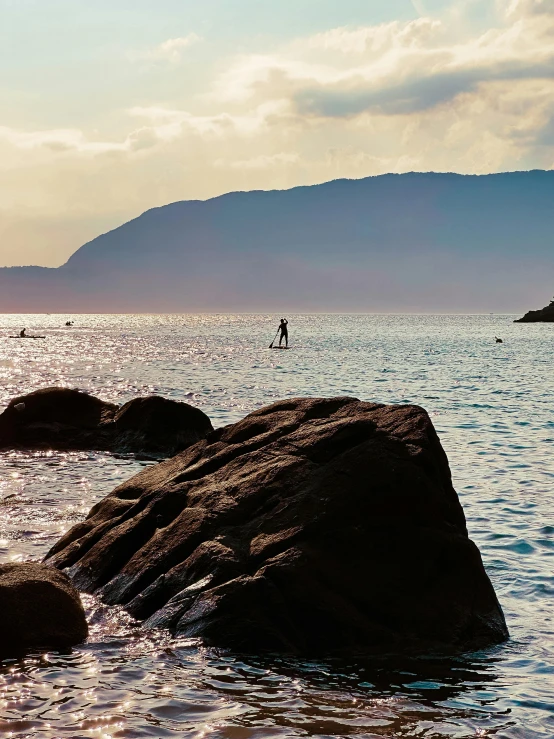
215, 152, 300, 169
130, 33, 202, 63
0, 126, 127, 153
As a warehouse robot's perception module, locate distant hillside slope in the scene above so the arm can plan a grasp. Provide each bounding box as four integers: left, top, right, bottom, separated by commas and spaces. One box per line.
1, 171, 553, 312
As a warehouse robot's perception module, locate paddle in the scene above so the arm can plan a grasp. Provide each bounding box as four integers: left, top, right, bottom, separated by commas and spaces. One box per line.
269, 329, 280, 349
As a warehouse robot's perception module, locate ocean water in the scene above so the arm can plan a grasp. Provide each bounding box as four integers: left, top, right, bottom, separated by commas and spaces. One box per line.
0, 313, 553, 739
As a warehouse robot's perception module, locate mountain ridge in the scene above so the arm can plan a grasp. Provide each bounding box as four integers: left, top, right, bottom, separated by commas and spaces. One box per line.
2, 170, 554, 312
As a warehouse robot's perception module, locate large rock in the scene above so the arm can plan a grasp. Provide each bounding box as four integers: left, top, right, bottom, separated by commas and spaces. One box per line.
0, 387, 213, 456
515, 301, 554, 322
0, 562, 88, 655
46, 397, 508, 654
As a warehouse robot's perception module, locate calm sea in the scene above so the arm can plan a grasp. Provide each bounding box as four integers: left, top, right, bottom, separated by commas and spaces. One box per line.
0, 314, 553, 738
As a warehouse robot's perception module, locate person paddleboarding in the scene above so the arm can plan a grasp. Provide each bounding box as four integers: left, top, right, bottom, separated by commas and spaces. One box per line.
278, 318, 288, 348
269, 318, 289, 348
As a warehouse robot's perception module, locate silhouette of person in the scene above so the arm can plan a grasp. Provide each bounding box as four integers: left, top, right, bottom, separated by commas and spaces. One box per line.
278, 318, 288, 347
20, 328, 26, 337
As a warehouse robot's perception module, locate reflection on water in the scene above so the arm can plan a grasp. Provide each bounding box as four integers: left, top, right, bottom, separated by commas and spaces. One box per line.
0, 614, 514, 738
0, 314, 554, 737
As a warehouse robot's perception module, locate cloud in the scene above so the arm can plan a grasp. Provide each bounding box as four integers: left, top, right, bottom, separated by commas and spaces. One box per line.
215, 152, 300, 169
0, 126, 127, 153
0, 124, 166, 155
502, 0, 554, 17
129, 100, 295, 138
5, 1, 553, 163
0, 99, 295, 162
130, 34, 202, 63
213, 6, 554, 121
307, 18, 443, 54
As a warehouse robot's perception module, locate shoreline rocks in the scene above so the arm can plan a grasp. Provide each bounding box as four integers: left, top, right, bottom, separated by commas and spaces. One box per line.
0, 387, 213, 457
46, 396, 508, 655
0, 562, 88, 656
514, 301, 554, 322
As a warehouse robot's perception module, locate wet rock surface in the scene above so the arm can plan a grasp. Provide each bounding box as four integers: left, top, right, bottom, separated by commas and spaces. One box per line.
0, 562, 88, 656
46, 396, 508, 654
0, 387, 213, 457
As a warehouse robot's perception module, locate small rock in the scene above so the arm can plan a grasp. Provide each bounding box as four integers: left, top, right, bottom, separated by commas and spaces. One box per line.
0, 562, 88, 656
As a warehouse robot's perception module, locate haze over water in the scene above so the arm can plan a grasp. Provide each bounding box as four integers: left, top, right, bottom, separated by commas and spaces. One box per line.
0, 313, 553, 738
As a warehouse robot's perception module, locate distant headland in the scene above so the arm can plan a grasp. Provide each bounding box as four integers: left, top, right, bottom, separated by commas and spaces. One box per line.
515, 299, 554, 323
2, 170, 554, 313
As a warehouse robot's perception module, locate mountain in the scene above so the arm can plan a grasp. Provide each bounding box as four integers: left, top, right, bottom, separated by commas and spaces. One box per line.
2, 170, 554, 313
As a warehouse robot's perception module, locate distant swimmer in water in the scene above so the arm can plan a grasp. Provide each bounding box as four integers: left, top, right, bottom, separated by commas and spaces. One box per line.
495, 337, 503, 343
19, 328, 26, 337
278, 318, 288, 348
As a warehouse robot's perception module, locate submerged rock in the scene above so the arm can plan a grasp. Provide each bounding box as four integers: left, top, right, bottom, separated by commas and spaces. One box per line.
0, 562, 88, 656
47, 397, 508, 654
515, 301, 554, 322
0, 387, 213, 457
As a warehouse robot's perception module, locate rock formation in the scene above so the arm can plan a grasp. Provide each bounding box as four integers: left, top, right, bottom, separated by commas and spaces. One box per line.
0, 562, 88, 656
514, 300, 554, 322
46, 397, 508, 654
0, 387, 213, 457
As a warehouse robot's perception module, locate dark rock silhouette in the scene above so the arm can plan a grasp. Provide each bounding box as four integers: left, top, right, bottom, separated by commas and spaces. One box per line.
0, 562, 87, 656
46, 397, 508, 654
113, 396, 214, 456
1, 171, 554, 312
514, 300, 554, 322
0, 387, 212, 456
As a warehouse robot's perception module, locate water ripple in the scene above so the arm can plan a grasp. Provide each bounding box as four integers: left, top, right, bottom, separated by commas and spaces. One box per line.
0, 313, 553, 737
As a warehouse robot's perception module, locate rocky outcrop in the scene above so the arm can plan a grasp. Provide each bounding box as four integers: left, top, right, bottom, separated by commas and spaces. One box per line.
46, 397, 508, 655
515, 301, 554, 322
0, 562, 88, 656
0, 387, 213, 457
0, 387, 117, 450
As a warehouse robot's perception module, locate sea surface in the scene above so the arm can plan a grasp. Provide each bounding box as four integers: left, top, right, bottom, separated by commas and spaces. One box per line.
0, 313, 553, 739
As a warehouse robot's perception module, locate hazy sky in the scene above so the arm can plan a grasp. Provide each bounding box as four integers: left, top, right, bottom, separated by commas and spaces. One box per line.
1, 0, 553, 267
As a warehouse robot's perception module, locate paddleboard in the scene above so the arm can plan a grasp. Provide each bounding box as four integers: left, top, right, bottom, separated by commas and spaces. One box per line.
9, 336, 46, 339
271, 346, 290, 350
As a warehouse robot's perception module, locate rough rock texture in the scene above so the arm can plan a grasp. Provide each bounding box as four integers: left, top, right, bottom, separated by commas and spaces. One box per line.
514, 301, 554, 322
0, 562, 88, 655
0, 387, 213, 456
46, 397, 508, 654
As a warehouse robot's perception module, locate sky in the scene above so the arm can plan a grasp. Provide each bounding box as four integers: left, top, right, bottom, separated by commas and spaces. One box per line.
1, 0, 553, 267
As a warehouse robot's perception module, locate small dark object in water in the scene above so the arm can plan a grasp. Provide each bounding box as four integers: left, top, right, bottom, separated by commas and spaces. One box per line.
495, 337, 503, 343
